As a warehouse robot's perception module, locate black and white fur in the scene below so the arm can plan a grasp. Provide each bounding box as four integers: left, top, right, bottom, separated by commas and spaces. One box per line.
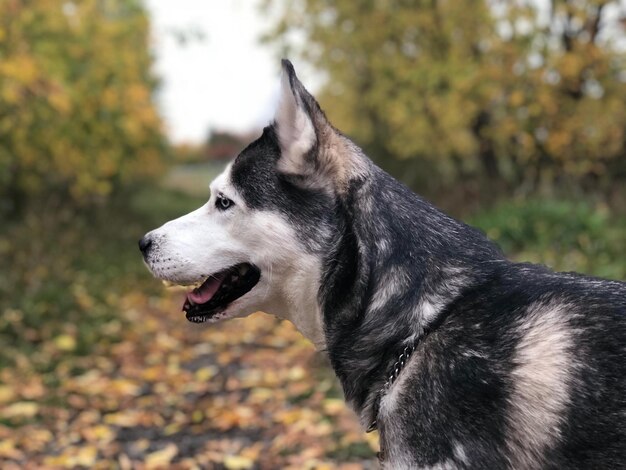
141, 60, 626, 469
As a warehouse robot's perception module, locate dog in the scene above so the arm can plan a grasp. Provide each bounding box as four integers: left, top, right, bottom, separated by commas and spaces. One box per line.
140, 60, 626, 469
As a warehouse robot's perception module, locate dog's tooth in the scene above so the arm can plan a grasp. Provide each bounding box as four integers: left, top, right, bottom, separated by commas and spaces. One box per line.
162, 280, 174, 287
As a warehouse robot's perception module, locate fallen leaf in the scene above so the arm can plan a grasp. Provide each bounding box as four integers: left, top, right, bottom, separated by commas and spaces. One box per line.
223, 455, 253, 469
0, 439, 23, 459
0, 385, 16, 404
54, 334, 77, 351
145, 443, 178, 469
1, 401, 38, 418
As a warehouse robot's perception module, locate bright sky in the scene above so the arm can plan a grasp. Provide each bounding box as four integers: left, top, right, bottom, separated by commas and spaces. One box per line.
145, 0, 285, 144
146, 0, 625, 145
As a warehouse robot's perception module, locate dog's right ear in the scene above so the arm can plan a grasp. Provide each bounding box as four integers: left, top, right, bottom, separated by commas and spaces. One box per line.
273, 60, 363, 191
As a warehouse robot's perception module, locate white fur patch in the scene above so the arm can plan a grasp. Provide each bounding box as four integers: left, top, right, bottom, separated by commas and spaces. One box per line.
419, 297, 445, 324
144, 165, 326, 349
453, 441, 469, 465
418, 460, 459, 470
381, 458, 417, 470
506, 301, 577, 468
379, 355, 417, 416
382, 456, 460, 470
368, 265, 410, 313
414, 266, 469, 326
375, 238, 391, 257
378, 350, 422, 469
275, 71, 316, 175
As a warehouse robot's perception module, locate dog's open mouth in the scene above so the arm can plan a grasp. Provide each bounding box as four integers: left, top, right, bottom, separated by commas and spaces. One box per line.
181, 263, 260, 323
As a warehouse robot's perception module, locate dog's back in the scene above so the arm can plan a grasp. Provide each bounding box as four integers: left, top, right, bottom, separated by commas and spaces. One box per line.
378, 264, 626, 469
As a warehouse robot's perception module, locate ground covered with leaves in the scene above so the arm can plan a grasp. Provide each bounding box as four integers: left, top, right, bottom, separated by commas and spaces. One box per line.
0, 293, 378, 469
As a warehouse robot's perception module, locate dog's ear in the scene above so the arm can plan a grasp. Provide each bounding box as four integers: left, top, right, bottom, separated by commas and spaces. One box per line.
274, 60, 319, 174
273, 60, 362, 191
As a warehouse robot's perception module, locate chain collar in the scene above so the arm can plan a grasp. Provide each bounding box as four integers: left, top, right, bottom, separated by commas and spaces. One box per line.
366, 343, 416, 433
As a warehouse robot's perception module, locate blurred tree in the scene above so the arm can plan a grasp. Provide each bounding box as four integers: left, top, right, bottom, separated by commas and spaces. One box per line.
205, 130, 251, 160
170, 143, 207, 164
170, 131, 253, 164
0, 0, 166, 211
264, 0, 626, 192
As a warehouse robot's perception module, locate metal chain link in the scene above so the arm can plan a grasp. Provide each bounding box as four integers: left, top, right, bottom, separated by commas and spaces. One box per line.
366, 343, 416, 433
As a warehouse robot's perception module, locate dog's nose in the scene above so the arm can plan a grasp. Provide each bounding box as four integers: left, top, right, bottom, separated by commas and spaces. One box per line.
138, 235, 153, 258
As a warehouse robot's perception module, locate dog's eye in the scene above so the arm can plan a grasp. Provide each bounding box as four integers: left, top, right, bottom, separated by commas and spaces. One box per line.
216, 195, 234, 211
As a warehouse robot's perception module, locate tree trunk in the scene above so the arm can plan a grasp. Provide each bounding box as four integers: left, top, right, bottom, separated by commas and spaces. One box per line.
472, 110, 500, 179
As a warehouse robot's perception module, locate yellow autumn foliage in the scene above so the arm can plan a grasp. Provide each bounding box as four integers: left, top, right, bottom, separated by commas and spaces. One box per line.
265, 0, 626, 191
0, 0, 165, 204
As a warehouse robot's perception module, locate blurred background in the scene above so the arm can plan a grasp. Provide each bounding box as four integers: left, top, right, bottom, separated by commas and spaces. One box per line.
0, 0, 624, 468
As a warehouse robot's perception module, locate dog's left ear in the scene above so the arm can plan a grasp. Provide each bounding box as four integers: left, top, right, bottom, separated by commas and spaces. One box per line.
273, 60, 358, 190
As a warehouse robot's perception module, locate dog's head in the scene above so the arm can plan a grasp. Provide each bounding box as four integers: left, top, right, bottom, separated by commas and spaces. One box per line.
140, 60, 367, 345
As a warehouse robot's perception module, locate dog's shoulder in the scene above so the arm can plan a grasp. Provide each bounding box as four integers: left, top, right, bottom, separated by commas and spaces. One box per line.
378, 263, 626, 468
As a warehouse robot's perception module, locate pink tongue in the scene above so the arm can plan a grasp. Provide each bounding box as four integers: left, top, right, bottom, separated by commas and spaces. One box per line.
188, 274, 225, 304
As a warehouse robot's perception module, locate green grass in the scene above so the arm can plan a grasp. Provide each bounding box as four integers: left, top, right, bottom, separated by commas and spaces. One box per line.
0, 184, 206, 371
161, 161, 227, 197
470, 198, 626, 280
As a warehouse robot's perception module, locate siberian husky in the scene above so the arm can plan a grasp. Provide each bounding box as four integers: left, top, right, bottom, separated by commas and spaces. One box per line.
140, 60, 626, 469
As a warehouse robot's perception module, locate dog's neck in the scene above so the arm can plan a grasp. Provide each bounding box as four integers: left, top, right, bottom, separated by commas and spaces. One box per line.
263, 256, 327, 350
325, 265, 477, 428
318, 167, 505, 427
